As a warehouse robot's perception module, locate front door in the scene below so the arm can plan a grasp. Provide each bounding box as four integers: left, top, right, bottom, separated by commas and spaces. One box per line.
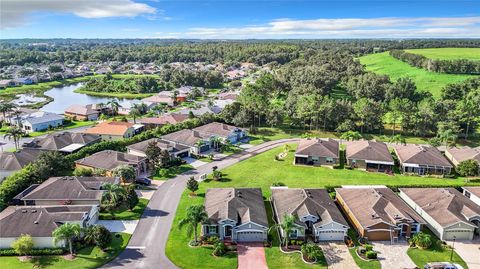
224, 225, 233, 237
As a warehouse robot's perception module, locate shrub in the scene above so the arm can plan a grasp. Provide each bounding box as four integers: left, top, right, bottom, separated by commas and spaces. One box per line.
204, 236, 219, 245
73, 167, 93, 176
212, 242, 226, 257
212, 170, 222, 181
456, 160, 480, 177
0, 248, 65, 256
11, 234, 34, 256
410, 232, 433, 249
271, 182, 285, 187
84, 225, 113, 249
366, 250, 377, 259
125, 184, 139, 210
158, 168, 169, 177
301, 242, 323, 261
364, 244, 373, 251
187, 177, 199, 194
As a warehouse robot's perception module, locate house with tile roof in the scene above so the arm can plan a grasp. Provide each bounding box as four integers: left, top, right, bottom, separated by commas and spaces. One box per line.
16, 176, 118, 206
74, 150, 147, 177
345, 140, 394, 172
202, 188, 268, 242
64, 104, 101, 121
138, 113, 189, 129
445, 146, 480, 174
23, 132, 101, 153
294, 138, 339, 166
336, 187, 426, 242
394, 145, 453, 175
0, 205, 98, 248
271, 188, 348, 241
83, 121, 135, 141
399, 188, 480, 240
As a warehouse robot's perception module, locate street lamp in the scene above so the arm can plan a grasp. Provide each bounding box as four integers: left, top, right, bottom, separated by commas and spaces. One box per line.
450, 235, 456, 261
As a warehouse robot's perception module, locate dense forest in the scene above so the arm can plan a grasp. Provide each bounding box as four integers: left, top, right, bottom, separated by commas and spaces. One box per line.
1, 39, 480, 67
390, 49, 480, 74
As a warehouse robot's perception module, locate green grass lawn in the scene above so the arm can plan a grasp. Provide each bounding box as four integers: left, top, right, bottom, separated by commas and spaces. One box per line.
0, 232, 130, 269
73, 89, 154, 99
359, 52, 476, 98
407, 229, 468, 269
152, 164, 194, 180
99, 198, 149, 220
404, 48, 480, 61
26, 120, 94, 137
347, 230, 381, 269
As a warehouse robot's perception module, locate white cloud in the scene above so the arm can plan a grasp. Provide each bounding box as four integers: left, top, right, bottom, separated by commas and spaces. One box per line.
0, 0, 156, 29
184, 17, 480, 39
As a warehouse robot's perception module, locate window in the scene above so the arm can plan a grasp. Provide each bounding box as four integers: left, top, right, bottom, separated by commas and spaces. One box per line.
465, 191, 471, 198
326, 157, 334, 164
289, 229, 298, 238
207, 225, 218, 234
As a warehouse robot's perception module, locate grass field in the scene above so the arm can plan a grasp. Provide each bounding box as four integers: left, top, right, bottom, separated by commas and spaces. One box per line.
359, 52, 476, 98
0, 233, 130, 269
404, 48, 480, 61
99, 198, 149, 220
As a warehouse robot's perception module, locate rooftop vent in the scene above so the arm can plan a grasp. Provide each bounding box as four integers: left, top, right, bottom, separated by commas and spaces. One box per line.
21, 209, 27, 213
31, 209, 37, 213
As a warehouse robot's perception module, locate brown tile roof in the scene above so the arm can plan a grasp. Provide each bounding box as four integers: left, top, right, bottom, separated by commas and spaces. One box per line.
0, 205, 93, 237
24, 132, 100, 152
138, 114, 188, 126
394, 145, 452, 167
83, 121, 133, 136
345, 140, 394, 163
64, 104, 99, 116
295, 138, 339, 158
272, 188, 347, 228
400, 188, 480, 228
463, 187, 480, 198
446, 146, 480, 164
75, 150, 145, 170
205, 188, 268, 227
141, 94, 174, 105
193, 122, 243, 138
161, 129, 208, 146
21, 176, 116, 202
0, 149, 43, 171
336, 187, 425, 229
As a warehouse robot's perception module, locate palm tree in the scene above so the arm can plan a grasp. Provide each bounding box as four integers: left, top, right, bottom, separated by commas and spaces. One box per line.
129, 105, 142, 124
178, 205, 208, 244
4, 126, 25, 151
195, 140, 205, 153
52, 223, 81, 255
209, 136, 222, 151
388, 134, 406, 145
340, 130, 362, 142
107, 99, 120, 116
269, 214, 297, 248
112, 165, 137, 184
101, 183, 126, 219
0, 102, 15, 123
439, 129, 458, 149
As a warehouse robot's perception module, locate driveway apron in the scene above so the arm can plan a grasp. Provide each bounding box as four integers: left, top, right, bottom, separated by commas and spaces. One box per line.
237, 243, 268, 269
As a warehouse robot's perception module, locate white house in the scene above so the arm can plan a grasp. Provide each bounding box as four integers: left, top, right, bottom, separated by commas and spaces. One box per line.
463, 187, 480, 207
13, 111, 64, 133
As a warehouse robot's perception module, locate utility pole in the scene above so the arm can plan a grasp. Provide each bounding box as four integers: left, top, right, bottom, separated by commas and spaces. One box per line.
450, 236, 456, 262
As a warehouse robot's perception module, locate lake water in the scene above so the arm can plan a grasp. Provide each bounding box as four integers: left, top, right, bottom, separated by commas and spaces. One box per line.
40, 83, 141, 114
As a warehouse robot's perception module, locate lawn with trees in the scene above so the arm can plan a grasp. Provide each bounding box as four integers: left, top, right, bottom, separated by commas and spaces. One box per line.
404, 48, 480, 61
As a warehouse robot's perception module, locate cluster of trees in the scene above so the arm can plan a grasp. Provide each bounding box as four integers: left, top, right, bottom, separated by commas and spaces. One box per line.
158, 67, 224, 88
82, 75, 172, 94
390, 50, 480, 74
222, 48, 480, 143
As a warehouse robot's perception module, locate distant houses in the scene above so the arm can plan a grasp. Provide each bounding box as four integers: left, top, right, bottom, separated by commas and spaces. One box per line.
394, 144, 453, 175
399, 188, 480, 240
445, 146, 480, 174
271, 188, 348, 242
203, 188, 268, 242
64, 104, 103, 121
294, 138, 339, 166
345, 140, 394, 172
138, 113, 189, 129
0, 149, 42, 181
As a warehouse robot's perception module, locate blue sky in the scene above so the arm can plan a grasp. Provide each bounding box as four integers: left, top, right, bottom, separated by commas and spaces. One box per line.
1, 0, 479, 39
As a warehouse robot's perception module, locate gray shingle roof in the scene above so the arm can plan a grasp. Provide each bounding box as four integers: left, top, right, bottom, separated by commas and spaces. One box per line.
74, 150, 145, 170
193, 122, 243, 138
0, 149, 43, 171
272, 188, 347, 228
127, 138, 189, 154
295, 139, 339, 158
394, 145, 452, 167
161, 129, 208, 146
23, 132, 101, 152
205, 188, 268, 227
345, 140, 394, 163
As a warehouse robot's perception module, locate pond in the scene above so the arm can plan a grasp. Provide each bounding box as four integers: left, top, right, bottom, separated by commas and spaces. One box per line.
40, 83, 141, 114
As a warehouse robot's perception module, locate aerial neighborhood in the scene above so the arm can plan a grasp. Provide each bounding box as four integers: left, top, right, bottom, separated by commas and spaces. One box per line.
0, 39, 480, 269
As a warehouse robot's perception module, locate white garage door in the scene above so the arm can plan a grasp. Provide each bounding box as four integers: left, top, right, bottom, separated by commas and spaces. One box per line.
318, 230, 345, 241
236, 231, 264, 242
444, 229, 473, 240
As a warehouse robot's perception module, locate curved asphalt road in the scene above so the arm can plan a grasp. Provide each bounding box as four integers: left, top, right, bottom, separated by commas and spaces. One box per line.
102, 138, 300, 269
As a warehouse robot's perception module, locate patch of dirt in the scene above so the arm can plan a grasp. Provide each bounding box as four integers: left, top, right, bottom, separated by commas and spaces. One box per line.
18, 256, 32, 262
63, 254, 76, 260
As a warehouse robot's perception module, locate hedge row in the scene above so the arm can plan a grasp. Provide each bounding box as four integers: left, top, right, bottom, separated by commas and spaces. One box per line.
0, 115, 217, 210
0, 248, 65, 256
390, 50, 480, 75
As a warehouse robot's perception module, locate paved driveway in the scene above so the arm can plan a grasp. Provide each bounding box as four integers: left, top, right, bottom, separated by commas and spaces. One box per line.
373, 241, 416, 269
320, 242, 359, 269
237, 243, 268, 269
182, 157, 208, 168
97, 220, 139, 234
447, 239, 480, 269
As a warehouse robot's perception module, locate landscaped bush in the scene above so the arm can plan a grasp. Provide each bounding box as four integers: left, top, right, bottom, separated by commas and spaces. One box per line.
203, 235, 219, 245
301, 242, 323, 262
271, 182, 286, 186
366, 250, 377, 259
11, 234, 33, 256
364, 244, 373, 251
410, 232, 433, 249
212, 242, 227, 257
0, 248, 65, 256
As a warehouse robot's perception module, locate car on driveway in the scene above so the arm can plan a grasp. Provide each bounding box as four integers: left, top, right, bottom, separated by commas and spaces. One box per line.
135, 177, 152, 186
424, 262, 464, 269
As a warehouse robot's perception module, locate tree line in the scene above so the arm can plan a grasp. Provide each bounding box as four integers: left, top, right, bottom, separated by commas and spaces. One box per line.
390, 49, 480, 74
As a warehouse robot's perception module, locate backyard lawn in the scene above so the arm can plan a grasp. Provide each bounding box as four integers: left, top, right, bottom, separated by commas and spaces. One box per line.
0, 232, 130, 269
407, 229, 468, 269
99, 198, 149, 220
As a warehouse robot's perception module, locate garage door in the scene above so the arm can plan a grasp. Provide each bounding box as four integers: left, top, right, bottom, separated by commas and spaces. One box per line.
444, 230, 473, 240
236, 231, 264, 242
318, 230, 345, 241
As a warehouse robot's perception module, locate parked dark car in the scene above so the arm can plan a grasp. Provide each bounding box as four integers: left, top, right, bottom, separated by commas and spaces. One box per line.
135, 177, 151, 186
